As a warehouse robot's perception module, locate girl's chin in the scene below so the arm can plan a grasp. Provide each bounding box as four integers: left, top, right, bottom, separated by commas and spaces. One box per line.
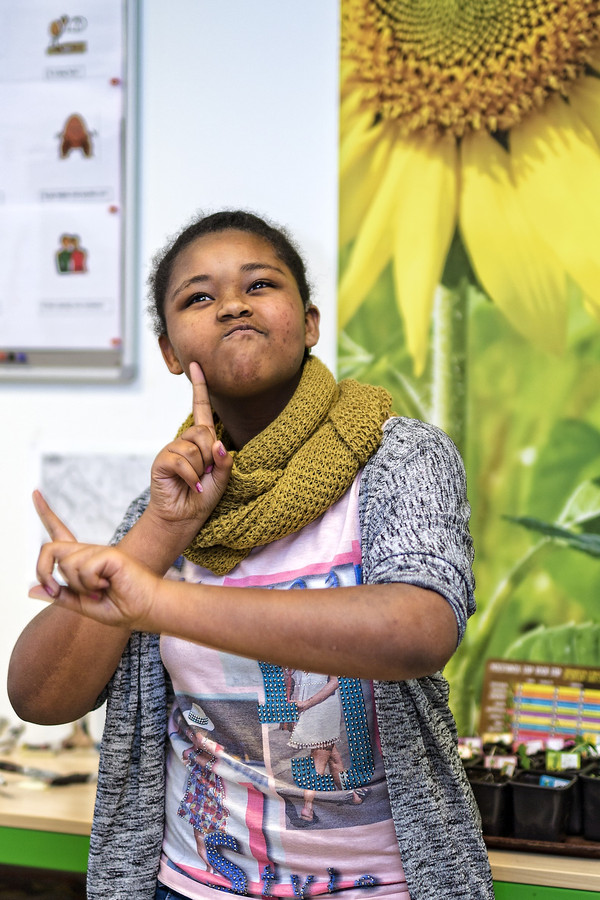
209, 372, 302, 406
204, 360, 303, 396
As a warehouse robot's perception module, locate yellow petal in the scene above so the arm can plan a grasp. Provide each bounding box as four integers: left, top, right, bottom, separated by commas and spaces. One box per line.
339, 122, 393, 247
460, 131, 568, 354
339, 85, 364, 126
340, 113, 384, 181
340, 59, 363, 104
338, 134, 411, 329
567, 76, 600, 148
510, 95, 600, 308
584, 294, 600, 322
390, 136, 458, 375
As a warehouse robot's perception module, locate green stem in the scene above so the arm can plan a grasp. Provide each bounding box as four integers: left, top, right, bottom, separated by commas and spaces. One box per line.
428, 278, 551, 734
430, 279, 469, 455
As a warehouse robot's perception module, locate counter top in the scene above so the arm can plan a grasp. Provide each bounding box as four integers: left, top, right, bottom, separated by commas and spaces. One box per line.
0, 749, 98, 836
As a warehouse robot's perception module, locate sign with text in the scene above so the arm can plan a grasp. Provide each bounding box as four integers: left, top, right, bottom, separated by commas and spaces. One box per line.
480, 659, 600, 743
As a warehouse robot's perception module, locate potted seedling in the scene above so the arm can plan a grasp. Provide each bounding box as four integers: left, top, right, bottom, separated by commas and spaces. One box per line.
467, 764, 513, 837
511, 767, 578, 842
466, 735, 517, 837
546, 737, 598, 836
573, 739, 600, 841
458, 736, 483, 768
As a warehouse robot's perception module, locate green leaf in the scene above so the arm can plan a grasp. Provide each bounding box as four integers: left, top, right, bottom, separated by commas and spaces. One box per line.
337, 330, 428, 419
337, 331, 375, 379
558, 477, 600, 528
526, 420, 600, 522
505, 622, 600, 666
504, 515, 600, 557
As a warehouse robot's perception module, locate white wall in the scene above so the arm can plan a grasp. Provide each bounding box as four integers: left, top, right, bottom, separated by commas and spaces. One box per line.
0, 1, 340, 742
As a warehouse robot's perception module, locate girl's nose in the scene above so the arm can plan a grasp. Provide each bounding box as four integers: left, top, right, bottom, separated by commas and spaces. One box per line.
216, 292, 253, 319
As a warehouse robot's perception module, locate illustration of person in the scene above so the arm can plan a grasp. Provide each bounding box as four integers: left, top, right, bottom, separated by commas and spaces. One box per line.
58, 114, 94, 158
288, 673, 369, 822
46, 15, 87, 55
48, 15, 68, 47
279, 667, 296, 732
55, 234, 73, 273
70, 235, 87, 272
176, 712, 229, 873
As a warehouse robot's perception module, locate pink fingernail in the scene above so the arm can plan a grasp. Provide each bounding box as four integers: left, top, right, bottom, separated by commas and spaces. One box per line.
195, 481, 203, 493
217, 442, 227, 458
205, 465, 213, 474
89, 592, 102, 601
44, 585, 57, 598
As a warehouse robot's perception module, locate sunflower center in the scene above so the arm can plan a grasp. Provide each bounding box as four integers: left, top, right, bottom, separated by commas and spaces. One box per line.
342, 0, 600, 137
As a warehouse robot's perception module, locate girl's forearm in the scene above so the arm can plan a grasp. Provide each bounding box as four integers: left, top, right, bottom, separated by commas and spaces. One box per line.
149, 579, 458, 681
7, 607, 130, 725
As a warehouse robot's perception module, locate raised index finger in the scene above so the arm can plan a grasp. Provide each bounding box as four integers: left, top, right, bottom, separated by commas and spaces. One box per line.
32, 490, 76, 542
189, 361, 215, 432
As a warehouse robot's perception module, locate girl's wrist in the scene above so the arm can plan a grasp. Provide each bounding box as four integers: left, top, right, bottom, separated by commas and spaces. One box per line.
129, 568, 168, 634
143, 502, 204, 537
120, 510, 198, 574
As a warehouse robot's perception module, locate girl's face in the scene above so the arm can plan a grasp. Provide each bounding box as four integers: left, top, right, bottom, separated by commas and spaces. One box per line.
158, 230, 320, 413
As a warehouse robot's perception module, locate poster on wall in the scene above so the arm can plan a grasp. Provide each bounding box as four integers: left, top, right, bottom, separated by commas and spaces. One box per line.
39, 451, 153, 544
0, 0, 137, 381
338, 2, 600, 735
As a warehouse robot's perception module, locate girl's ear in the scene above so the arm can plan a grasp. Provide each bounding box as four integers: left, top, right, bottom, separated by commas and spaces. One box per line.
158, 334, 184, 375
304, 305, 320, 350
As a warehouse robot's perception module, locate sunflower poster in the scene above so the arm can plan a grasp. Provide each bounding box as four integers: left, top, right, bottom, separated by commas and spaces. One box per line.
338, 0, 600, 735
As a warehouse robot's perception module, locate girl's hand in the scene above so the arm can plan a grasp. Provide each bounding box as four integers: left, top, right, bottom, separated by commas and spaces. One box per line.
29, 540, 161, 630
30, 490, 79, 597
147, 362, 233, 530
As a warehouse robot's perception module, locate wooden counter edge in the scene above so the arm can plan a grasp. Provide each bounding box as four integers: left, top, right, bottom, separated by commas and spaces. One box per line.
489, 849, 600, 891
0, 809, 92, 836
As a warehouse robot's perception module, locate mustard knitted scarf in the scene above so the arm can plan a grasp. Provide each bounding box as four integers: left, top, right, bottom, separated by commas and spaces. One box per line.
176, 356, 392, 575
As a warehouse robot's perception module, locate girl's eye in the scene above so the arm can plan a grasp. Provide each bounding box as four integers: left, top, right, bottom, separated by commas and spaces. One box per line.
248, 279, 274, 292
185, 292, 212, 306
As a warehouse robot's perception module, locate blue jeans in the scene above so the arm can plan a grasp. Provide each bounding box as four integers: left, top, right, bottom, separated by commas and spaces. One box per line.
155, 883, 191, 900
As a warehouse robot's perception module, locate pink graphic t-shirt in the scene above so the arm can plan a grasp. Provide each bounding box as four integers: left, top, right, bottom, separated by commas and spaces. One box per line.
158, 477, 410, 899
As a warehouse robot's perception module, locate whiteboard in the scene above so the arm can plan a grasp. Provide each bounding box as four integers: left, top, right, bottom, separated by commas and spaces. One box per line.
0, 0, 138, 382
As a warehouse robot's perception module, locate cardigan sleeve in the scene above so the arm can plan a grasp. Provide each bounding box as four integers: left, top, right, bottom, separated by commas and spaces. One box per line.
92, 486, 152, 711
358, 417, 475, 645
88, 486, 168, 900
363, 421, 494, 899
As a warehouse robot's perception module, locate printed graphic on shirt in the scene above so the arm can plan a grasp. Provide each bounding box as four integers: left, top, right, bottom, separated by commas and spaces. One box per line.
161, 566, 407, 898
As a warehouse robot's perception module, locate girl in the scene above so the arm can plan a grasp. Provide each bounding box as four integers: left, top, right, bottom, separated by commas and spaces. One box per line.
9, 211, 493, 900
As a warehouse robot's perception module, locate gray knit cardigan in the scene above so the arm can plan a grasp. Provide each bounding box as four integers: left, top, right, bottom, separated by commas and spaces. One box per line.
88, 418, 494, 900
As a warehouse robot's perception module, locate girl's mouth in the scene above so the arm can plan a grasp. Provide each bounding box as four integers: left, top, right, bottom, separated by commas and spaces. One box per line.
223, 324, 263, 338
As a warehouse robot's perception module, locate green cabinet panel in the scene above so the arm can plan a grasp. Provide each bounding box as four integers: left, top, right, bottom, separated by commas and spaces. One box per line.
0, 827, 89, 873
494, 882, 600, 900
